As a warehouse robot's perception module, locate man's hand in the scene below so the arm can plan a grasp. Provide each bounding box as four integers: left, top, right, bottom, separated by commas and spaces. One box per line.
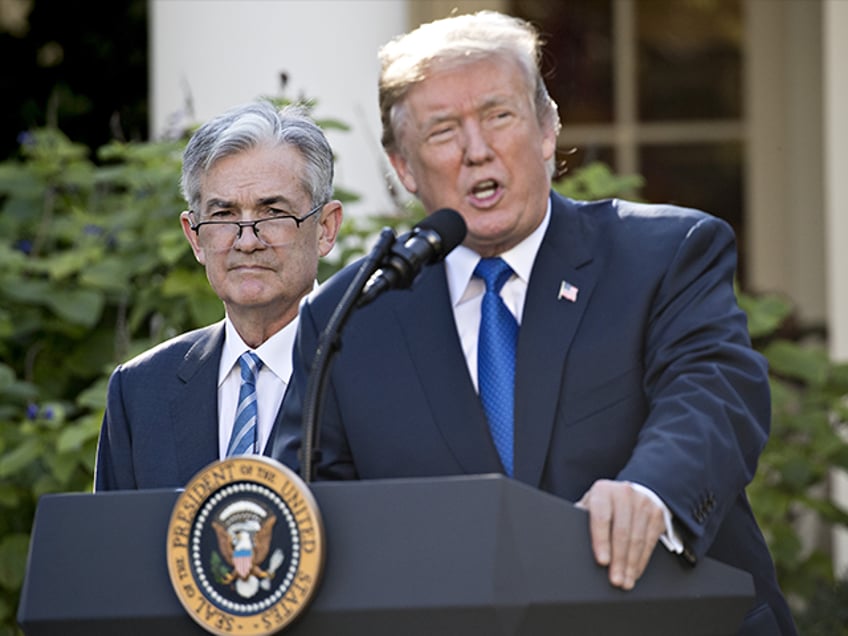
576, 479, 666, 590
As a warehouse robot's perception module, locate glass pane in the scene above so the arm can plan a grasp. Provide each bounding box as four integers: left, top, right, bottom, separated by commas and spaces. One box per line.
511, 0, 614, 124
637, 0, 743, 121
639, 142, 746, 282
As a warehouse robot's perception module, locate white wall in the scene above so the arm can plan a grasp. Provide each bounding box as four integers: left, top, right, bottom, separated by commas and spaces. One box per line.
824, 0, 848, 578
746, 0, 826, 325
149, 0, 408, 217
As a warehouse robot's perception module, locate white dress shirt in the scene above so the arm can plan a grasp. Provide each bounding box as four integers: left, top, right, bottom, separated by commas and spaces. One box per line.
217, 315, 297, 458
445, 204, 550, 389
444, 199, 683, 554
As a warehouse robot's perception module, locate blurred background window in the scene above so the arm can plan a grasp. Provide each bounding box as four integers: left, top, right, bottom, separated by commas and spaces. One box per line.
511, 0, 746, 281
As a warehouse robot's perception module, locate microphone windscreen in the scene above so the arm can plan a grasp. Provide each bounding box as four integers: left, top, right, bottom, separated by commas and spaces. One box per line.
415, 208, 467, 255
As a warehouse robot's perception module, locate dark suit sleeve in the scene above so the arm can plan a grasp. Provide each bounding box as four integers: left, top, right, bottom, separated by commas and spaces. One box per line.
616, 215, 770, 560
94, 366, 138, 491
272, 293, 358, 481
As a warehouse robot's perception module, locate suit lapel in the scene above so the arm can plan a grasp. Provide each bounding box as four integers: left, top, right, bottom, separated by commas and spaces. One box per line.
172, 323, 224, 485
513, 195, 601, 487
393, 264, 505, 475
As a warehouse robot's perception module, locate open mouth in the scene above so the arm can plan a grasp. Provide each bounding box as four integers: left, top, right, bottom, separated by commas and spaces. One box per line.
470, 179, 499, 202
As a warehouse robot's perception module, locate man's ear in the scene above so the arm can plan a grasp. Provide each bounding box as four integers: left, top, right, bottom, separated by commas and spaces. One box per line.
317, 200, 344, 257
541, 124, 557, 164
388, 151, 418, 194
180, 211, 206, 265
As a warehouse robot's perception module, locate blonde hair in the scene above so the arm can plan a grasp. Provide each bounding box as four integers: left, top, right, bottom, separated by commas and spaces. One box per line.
378, 11, 561, 154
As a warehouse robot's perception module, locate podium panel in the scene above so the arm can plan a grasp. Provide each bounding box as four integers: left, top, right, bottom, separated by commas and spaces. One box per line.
18, 475, 754, 635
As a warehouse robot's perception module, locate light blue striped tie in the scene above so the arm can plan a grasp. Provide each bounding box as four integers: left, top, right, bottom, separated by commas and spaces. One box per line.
227, 352, 263, 457
475, 257, 518, 476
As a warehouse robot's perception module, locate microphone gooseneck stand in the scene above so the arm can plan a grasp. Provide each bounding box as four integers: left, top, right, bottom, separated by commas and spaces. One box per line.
299, 227, 396, 483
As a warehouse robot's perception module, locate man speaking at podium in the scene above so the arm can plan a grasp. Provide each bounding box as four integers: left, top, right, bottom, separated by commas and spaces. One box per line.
270, 11, 796, 635
94, 101, 343, 490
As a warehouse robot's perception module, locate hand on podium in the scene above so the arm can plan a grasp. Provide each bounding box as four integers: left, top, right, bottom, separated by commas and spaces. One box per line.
577, 479, 668, 591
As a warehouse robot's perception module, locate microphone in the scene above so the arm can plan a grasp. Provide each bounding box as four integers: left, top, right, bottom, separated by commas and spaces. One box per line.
358, 208, 466, 307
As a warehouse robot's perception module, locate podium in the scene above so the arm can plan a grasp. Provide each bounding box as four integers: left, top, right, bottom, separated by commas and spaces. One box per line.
18, 474, 755, 635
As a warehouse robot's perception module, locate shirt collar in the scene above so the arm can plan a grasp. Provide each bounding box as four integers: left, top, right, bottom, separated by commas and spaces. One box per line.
219, 314, 299, 386
445, 197, 552, 306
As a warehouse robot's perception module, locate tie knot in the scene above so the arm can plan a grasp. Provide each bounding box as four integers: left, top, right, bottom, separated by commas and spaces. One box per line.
238, 351, 263, 382
474, 257, 513, 294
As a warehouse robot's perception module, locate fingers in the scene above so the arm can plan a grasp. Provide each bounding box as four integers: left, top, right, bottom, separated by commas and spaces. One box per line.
622, 492, 665, 588
578, 480, 667, 590
578, 483, 614, 567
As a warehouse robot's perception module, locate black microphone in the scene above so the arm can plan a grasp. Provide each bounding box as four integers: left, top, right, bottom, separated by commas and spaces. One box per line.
357, 208, 467, 307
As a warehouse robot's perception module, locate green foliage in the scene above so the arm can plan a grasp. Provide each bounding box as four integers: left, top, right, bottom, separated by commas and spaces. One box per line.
740, 290, 848, 628
794, 578, 848, 636
0, 125, 213, 632
553, 161, 645, 201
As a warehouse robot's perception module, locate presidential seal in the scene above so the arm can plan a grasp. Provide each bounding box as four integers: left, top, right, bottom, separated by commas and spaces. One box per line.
166, 456, 324, 635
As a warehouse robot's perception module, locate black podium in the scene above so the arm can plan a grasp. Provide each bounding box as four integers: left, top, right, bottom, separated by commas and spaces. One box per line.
18, 474, 754, 635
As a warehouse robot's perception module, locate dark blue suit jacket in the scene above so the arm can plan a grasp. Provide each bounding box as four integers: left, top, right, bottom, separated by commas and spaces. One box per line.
270, 192, 795, 634
95, 322, 227, 490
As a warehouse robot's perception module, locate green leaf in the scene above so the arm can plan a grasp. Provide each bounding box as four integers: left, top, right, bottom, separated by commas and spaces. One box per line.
160, 268, 205, 296
763, 340, 830, 385
331, 185, 362, 204
44, 450, 80, 485
189, 292, 225, 326
0, 610, 14, 634
76, 378, 109, 411
0, 439, 43, 479
553, 161, 644, 201
44, 249, 92, 280
0, 533, 29, 591
778, 455, 816, 490
80, 256, 136, 292
0, 483, 20, 509
0, 243, 28, 271
0, 364, 15, 390
0, 279, 52, 305
56, 421, 100, 453
831, 362, 848, 391
158, 228, 191, 265
738, 291, 793, 339
314, 117, 351, 132
45, 288, 104, 327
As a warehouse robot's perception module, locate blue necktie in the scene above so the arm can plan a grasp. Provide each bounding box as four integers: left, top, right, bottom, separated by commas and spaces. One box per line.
475, 257, 518, 476
227, 352, 263, 456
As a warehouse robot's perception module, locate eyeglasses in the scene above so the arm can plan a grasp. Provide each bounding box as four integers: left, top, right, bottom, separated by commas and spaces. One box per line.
189, 204, 322, 251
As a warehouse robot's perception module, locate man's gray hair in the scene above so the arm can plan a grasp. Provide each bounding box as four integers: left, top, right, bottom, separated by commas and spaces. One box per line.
180, 101, 334, 213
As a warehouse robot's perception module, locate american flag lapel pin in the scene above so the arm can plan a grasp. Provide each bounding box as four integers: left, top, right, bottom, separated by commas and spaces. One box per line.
558, 280, 579, 302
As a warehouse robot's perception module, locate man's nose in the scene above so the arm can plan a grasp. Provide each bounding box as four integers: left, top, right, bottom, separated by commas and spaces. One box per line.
234, 221, 265, 250
462, 121, 494, 166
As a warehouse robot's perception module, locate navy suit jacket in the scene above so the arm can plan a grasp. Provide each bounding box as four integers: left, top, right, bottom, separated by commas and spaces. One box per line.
95, 322, 228, 490
270, 192, 795, 634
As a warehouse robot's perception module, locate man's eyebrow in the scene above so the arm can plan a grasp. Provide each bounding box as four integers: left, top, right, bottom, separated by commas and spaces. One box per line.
421, 112, 457, 130
202, 195, 297, 212
478, 94, 513, 111
257, 195, 296, 209
421, 95, 514, 129
203, 197, 235, 211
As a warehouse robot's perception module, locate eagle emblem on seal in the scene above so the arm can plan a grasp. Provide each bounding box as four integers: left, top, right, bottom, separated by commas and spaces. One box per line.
211, 499, 285, 598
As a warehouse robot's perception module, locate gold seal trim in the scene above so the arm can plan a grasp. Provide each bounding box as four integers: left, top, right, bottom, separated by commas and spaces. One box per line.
166, 456, 324, 635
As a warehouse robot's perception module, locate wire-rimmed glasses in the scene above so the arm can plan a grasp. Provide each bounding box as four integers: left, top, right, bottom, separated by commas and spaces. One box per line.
189, 204, 322, 251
